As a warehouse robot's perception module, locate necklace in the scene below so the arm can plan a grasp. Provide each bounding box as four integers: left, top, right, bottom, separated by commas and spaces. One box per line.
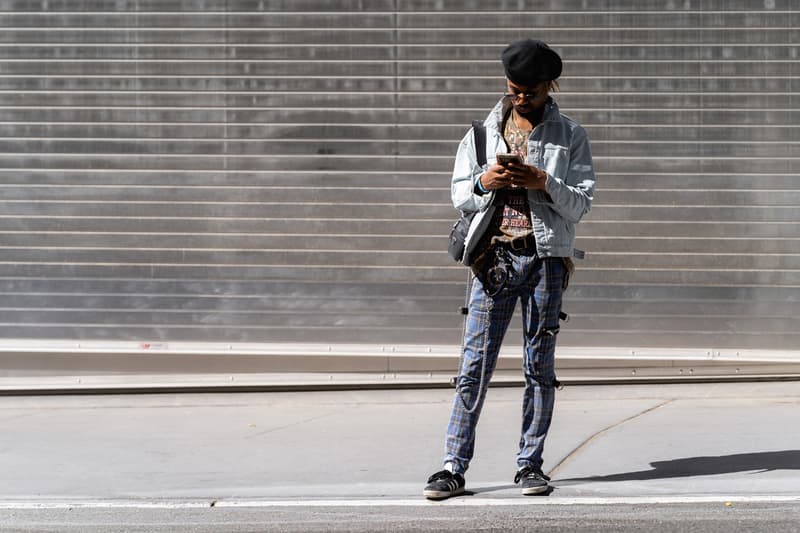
505, 110, 531, 158
511, 110, 533, 134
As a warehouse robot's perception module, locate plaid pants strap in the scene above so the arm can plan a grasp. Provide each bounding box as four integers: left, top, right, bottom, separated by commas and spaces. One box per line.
517, 257, 565, 470
443, 274, 518, 475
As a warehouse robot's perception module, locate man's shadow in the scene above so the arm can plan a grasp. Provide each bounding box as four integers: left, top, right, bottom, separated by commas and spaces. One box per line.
448, 451, 799, 498
556, 450, 800, 484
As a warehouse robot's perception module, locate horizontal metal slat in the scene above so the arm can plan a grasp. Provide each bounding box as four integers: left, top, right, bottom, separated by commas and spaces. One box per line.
571, 269, 800, 287
3, 76, 798, 94
581, 222, 800, 239
0, 170, 796, 192
3, 155, 799, 174
3, 43, 797, 62
4, 292, 797, 321
4, 237, 794, 262
398, 60, 798, 78
0, 77, 398, 92
586, 205, 800, 222
3, 104, 799, 129
558, 330, 799, 351
563, 298, 800, 318
0, 13, 395, 28
0, 0, 397, 12
0, 185, 450, 204
579, 238, 800, 255
0, 309, 455, 329
1, 138, 798, 159
397, 28, 800, 45
398, 0, 797, 11
0, 234, 447, 252
0, 324, 463, 344
1, 311, 795, 340
0, 279, 468, 301
1, 123, 799, 146
582, 253, 800, 270
2, 279, 788, 308
594, 190, 800, 207
0, 249, 453, 268
0, 93, 399, 109
0, 29, 397, 45
0, 60, 397, 77
0, 44, 397, 61
7, 0, 773, 12
0, 170, 454, 189
0, 212, 452, 229
397, 44, 800, 62
395, 12, 800, 28
7, 246, 800, 271
0, 264, 470, 283
0, 44, 396, 61
1, 293, 462, 314
2, 263, 800, 288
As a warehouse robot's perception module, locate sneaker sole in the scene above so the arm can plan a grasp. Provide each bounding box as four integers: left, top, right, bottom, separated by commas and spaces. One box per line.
423, 486, 465, 500
521, 484, 549, 495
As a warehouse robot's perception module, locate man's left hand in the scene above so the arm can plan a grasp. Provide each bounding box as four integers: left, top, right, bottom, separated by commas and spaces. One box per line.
505, 162, 547, 190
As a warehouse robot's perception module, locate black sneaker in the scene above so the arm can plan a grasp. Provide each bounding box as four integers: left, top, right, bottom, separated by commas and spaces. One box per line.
423, 469, 465, 500
514, 465, 550, 495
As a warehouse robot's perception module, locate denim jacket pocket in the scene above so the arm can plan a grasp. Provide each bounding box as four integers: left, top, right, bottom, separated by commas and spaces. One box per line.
542, 144, 570, 180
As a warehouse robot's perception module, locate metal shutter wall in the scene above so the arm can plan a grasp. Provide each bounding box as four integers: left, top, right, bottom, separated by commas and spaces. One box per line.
0, 1, 798, 353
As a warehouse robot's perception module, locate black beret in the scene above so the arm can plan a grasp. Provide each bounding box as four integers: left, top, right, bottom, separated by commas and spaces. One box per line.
501, 39, 562, 85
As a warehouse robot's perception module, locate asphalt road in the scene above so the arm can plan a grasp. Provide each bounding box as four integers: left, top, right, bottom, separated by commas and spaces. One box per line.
1, 502, 800, 532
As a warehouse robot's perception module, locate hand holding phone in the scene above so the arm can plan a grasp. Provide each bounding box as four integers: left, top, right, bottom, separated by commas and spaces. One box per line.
496, 153, 524, 165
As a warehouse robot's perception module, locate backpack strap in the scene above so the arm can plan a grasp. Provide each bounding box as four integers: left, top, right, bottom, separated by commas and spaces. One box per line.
472, 120, 487, 167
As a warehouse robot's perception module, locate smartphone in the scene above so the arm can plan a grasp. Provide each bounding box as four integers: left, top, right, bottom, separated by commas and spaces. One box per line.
496, 153, 524, 165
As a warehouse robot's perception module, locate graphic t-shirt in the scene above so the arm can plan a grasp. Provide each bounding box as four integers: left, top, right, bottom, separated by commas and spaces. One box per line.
497, 114, 534, 239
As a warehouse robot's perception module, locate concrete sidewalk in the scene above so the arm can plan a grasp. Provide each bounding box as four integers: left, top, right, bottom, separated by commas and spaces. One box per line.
0, 381, 798, 504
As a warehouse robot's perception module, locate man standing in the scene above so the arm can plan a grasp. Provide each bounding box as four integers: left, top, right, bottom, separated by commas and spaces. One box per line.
424, 39, 596, 499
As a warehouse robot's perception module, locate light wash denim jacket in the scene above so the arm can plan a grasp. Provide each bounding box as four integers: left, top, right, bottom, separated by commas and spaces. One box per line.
451, 97, 596, 265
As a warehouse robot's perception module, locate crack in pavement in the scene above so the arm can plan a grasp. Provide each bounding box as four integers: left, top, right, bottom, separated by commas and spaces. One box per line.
242, 411, 340, 440
547, 399, 675, 480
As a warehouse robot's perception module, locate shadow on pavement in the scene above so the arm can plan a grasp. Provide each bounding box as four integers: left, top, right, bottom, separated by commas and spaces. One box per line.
556, 450, 800, 483
465, 485, 513, 495
468, 484, 555, 496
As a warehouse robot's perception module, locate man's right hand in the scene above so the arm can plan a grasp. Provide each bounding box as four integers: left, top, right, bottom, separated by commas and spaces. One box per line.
479, 164, 514, 191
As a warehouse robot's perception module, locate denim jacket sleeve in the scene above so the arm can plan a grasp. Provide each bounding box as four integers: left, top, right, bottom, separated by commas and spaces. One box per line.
451, 127, 496, 213
543, 125, 596, 223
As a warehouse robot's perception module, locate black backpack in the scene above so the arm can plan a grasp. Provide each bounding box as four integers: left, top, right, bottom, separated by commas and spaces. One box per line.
447, 120, 487, 263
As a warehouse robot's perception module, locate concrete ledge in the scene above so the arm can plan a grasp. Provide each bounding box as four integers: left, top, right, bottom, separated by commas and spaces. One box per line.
3, 340, 800, 373
1, 340, 800, 394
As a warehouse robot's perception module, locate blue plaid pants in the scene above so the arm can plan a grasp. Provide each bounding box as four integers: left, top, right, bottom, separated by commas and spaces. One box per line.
444, 249, 565, 475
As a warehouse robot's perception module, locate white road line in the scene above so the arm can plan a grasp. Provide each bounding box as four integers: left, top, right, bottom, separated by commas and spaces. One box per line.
1, 495, 799, 509
216, 495, 800, 507
0, 501, 212, 509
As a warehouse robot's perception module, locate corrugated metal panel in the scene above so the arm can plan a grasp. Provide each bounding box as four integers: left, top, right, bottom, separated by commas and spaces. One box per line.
0, 1, 798, 353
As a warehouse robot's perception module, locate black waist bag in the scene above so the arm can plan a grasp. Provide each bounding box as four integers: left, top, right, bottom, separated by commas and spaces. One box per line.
448, 212, 475, 262
447, 120, 487, 263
